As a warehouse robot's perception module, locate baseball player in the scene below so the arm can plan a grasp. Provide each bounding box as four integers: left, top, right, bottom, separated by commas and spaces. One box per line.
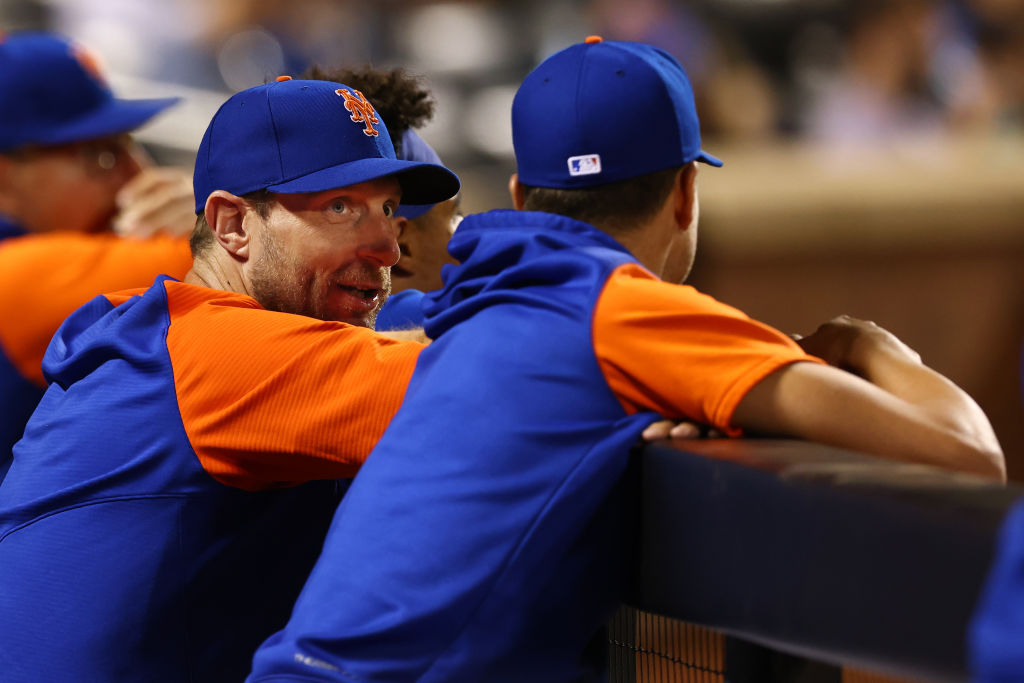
305, 65, 462, 330
0, 32, 194, 476
0, 77, 458, 682
249, 38, 1003, 683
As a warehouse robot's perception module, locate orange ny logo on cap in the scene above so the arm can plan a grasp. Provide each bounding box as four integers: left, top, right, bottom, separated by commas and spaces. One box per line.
336, 88, 380, 137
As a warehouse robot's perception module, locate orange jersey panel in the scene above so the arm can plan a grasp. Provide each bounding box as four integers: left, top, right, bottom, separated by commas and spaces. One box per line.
162, 280, 423, 491
0, 233, 192, 385
592, 263, 823, 434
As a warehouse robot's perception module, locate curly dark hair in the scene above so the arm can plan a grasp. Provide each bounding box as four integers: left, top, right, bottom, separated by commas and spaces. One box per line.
301, 65, 435, 157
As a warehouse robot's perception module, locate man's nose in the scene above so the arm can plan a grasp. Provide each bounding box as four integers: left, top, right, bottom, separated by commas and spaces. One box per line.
356, 213, 401, 268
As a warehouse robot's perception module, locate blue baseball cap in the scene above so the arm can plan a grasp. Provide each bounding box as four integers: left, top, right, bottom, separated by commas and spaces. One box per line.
0, 32, 179, 153
512, 37, 721, 189
394, 129, 448, 220
193, 78, 461, 213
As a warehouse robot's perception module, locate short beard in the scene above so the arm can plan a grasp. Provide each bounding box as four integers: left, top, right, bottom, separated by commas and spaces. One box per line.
249, 222, 322, 320
249, 223, 389, 328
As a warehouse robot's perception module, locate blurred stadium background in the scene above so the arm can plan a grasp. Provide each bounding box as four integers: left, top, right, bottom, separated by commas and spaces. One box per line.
3, 3, 1023, 681
3, 0, 1021, 478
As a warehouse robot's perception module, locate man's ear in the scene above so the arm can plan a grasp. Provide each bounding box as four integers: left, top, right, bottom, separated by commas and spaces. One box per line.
673, 162, 698, 232
204, 190, 255, 261
508, 173, 525, 211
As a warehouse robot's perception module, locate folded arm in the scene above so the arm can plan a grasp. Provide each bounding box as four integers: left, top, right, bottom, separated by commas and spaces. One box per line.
733, 316, 1005, 480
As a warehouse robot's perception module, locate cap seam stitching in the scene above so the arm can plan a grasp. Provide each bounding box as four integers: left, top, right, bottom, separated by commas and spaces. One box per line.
264, 84, 285, 184
653, 54, 687, 163
573, 48, 589, 167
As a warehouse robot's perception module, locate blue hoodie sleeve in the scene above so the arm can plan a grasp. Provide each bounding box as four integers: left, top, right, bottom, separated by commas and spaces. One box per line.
970, 499, 1024, 680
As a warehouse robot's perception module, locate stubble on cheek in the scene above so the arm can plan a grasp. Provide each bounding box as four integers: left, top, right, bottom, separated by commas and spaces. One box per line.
249, 228, 317, 318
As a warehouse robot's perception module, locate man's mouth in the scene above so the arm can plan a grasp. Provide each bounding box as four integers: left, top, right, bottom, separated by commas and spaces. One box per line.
329, 266, 391, 323
345, 285, 377, 296
337, 284, 381, 302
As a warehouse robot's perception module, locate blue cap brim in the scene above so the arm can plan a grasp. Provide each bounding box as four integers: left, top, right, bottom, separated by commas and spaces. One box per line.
697, 150, 723, 168
31, 96, 179, 147
395, 203, 435, 220
268, 157, 460, 206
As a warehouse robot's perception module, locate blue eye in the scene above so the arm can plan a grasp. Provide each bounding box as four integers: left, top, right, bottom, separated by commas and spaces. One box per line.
384, 203, 396, 218
329, 200, 347, 214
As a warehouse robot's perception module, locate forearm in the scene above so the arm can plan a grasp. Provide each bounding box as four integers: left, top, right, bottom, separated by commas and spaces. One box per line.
850, 339, 1003, 459
736, 362, 1005, 480
749, 315, 1009, 479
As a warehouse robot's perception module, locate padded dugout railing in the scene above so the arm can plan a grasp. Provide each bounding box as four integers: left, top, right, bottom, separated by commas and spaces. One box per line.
607, 439, 1024, 682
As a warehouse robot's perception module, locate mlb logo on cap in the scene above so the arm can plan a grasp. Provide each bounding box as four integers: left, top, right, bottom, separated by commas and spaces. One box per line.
568, 154, 601, 177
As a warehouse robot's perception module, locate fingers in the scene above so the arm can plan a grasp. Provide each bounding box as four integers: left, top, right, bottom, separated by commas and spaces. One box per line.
126, 139, 156, 170
797, 315, 923, 372
114, 168, 195, 238
641, 419, 707, 441
671, 422, 715, 439
117, 167, 188, 207
641, 420, 675, 441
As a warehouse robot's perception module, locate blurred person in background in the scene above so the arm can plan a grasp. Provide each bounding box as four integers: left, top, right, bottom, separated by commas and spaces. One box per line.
305, 65, 462, 330
951, 0, 1024, 132
0, 31, 194, 478
802, 0, 945, 145
801, 0, 1024, 144
0, 32, 194, 238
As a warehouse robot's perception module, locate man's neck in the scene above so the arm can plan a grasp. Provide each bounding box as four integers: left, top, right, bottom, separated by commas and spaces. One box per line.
609, 223, 671, 280
184, 254, 254, 299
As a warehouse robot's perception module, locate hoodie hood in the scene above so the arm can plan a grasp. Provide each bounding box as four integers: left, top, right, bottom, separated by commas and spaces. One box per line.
43, 276, 171, 387
423, 210, 638, 340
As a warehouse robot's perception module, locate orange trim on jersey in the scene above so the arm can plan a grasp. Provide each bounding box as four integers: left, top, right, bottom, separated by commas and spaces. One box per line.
164, 280, 423, 491
592, 263, 823, 435
0, 233, 192, 385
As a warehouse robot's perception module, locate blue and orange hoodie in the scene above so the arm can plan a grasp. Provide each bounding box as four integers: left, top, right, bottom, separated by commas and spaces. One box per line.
0, 276, 423, 682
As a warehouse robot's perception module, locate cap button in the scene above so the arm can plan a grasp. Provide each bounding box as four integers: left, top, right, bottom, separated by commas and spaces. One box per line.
584, 35, 603, 44
276, 75, 293, 82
